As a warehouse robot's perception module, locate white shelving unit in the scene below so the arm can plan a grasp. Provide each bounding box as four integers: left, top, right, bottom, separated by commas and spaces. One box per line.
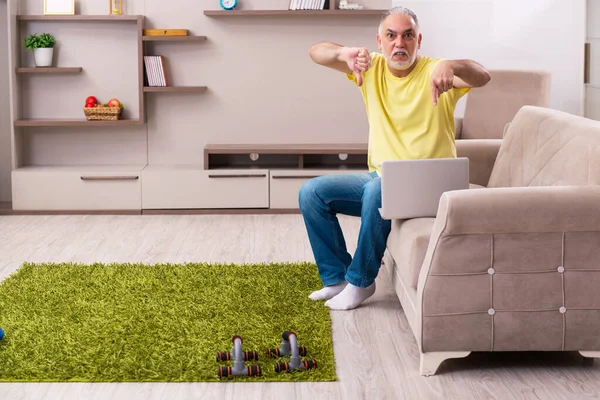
3, 0, 387, 214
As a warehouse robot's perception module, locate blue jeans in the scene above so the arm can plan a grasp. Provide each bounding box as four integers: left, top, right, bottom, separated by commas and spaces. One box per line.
298, 171, 392, 288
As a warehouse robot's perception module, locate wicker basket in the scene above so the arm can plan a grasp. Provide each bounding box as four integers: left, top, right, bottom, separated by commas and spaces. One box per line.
83, 106, 123, 121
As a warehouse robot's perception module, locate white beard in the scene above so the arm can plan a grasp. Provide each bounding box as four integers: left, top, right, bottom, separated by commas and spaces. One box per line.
384, 51, 417, 71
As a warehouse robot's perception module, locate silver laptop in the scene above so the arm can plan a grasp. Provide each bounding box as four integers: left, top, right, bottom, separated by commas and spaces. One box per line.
379, 157, 469, 219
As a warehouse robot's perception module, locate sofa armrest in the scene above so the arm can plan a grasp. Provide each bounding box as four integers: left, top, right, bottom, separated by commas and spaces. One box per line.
455, 117, 463, 139
437, 185, 600, 235
455, 139, 502, 187
415, 185, 600, 354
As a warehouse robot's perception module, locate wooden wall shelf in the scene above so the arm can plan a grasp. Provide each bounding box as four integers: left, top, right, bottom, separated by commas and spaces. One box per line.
17, 15, 143, 22
203, 10, 385, 16
143, 36, 207, 42
16, 67, 83, 74
205, 143, 368, 154
143, 86, 207, 93
14, 119, 144, 127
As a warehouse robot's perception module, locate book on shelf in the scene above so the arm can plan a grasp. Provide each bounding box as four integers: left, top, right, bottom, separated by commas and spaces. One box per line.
289, 0, 329, 10
144, 55, 169, 87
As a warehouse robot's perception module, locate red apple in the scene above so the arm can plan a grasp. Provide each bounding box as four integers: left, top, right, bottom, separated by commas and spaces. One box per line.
85, 96, 98, 106
107, 98, 121, 108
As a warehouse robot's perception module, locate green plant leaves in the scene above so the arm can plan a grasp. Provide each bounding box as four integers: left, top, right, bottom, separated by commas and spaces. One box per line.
24, 33, 56, 49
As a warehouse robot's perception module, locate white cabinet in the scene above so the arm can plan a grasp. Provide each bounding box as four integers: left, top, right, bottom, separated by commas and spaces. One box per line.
141, 165, 269, 209
585, 86, 600, 121
203, 144, 369, 210
12, 165, 143, 210
9, 146, 371, 212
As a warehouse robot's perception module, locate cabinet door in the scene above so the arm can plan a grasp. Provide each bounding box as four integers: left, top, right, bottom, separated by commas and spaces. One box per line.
12, 167, 142, 210
586, 86, 600, 120
142, 166, 269, 209
269, 169, 369, 209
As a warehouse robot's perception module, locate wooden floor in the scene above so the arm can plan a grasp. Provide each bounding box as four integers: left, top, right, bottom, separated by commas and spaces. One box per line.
0, 214, 599, 400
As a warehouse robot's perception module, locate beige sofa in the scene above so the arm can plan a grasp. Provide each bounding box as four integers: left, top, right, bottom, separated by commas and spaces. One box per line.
382, 105, 600, 376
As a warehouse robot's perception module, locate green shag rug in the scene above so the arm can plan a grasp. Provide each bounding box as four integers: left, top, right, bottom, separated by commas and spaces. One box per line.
0, 261, 337, 382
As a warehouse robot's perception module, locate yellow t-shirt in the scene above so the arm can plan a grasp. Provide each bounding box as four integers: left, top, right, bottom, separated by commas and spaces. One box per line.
346, 53, 470, 175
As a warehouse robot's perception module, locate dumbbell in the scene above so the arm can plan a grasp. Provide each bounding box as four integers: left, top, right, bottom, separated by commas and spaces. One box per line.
271, 331, 317, 373
218, 364, 262, 378
267, 330, 307, 358
216, 350, 258, 362
274, 359, 317, 373
217, 335, 262, 378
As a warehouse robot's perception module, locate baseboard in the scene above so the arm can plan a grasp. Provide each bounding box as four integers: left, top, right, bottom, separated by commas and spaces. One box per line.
0, 202, 302, 216
141, 208, 302, 215
0, 204, 141, 215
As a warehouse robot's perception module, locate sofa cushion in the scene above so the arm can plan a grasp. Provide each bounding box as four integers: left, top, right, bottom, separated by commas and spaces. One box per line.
461, 70, 551, 139
386, 218, 436, 289
488, 106, 600, 188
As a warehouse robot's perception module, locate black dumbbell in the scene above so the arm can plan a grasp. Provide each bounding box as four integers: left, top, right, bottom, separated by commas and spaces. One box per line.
275, 359, 317, 373
216, 350, 259, 362
218, 364, 262, 377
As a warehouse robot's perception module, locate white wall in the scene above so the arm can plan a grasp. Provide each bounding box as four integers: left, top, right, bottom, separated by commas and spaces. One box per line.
392, 0, 587, 116
0, 0, 11, 202
588, 0, 600, 39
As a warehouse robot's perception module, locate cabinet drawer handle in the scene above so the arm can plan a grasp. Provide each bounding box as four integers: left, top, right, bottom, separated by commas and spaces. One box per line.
272, 175, 321, 179
81, 175, 139, 181
208, 174, 267, 178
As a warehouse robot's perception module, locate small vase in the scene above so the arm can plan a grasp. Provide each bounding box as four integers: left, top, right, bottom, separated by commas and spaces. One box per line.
34, 48, 54, 67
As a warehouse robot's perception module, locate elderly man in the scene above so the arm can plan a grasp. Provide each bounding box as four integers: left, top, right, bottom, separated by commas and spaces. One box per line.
299, 6, 491, 310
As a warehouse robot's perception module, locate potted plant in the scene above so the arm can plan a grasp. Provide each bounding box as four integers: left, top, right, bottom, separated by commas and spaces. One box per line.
24, 33, 56, 67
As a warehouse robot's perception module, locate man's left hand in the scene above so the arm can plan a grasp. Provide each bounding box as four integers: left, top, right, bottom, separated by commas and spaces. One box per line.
430, 60, 454, 106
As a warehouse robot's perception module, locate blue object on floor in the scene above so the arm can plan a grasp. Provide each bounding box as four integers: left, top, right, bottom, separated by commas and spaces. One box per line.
0, 327, 4, 340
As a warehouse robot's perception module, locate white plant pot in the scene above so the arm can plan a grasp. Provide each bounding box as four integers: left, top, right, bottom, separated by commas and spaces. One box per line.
34, 48, 54, 67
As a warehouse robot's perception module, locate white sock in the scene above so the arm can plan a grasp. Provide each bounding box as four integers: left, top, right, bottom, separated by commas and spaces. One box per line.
324, 282, 376, 310
308, 281, 348, 301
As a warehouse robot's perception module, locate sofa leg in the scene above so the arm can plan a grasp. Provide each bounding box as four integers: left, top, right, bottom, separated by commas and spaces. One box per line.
420, 351, 471, 376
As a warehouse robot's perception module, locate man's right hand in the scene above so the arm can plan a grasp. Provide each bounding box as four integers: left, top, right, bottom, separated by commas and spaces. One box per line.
339, 47, 371, 86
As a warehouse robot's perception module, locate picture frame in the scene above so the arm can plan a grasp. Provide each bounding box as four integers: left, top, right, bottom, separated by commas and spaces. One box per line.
43, 0, 75, 15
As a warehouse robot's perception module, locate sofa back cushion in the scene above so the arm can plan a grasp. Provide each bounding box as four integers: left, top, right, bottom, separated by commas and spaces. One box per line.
488, 106, 600, 188
462, 70, 551, 139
